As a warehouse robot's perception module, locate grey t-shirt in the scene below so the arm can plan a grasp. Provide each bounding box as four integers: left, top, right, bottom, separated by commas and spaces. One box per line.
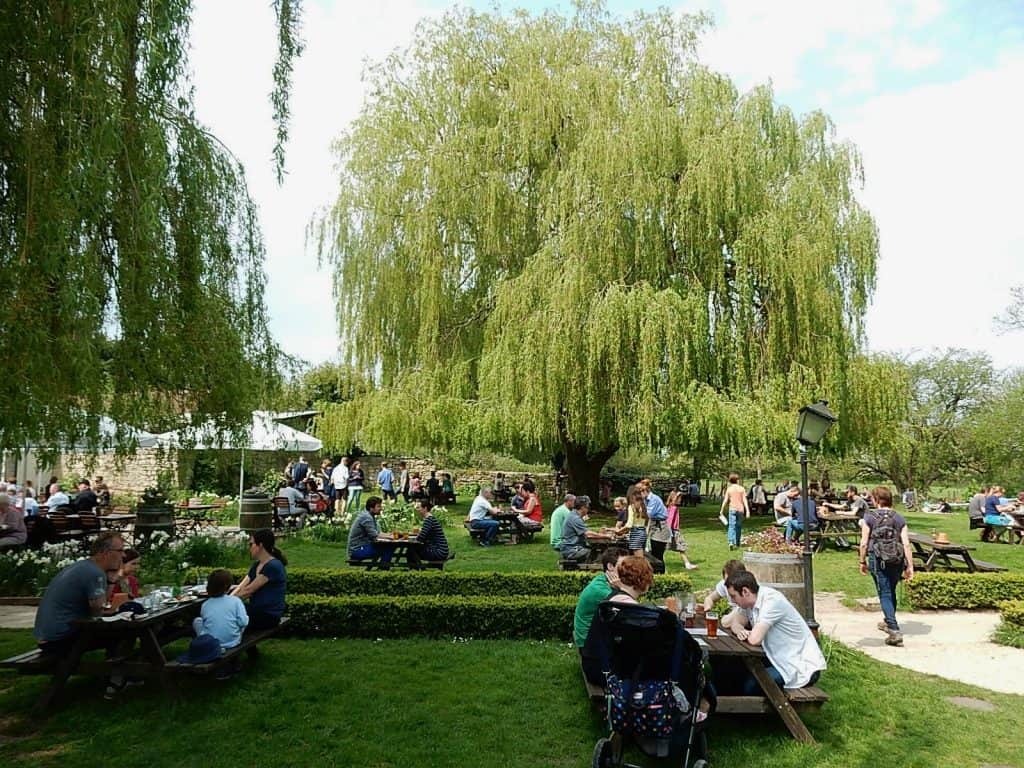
849, 496, 869, 519
34, 559, 106, 642
559, 513, 589, 553
968, 493, 986, 519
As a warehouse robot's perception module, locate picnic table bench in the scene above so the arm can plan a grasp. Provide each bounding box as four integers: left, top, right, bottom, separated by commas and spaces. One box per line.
581, 621, 828, 744
463, 513, 542, 544
907, 532, 1006, 573
346, 535, 451, 570
809, 509, 862, 552
166, 617, 290, 675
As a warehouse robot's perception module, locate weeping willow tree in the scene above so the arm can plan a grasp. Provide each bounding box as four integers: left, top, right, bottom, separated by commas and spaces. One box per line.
315, 4, 900, 500
0, 0, 303, 455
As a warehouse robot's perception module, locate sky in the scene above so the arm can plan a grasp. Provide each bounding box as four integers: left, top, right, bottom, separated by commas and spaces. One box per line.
190, 0, 1024, 370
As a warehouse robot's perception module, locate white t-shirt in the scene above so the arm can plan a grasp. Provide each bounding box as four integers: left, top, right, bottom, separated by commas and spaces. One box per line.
468, 495, 494, 521
330, 464, 349, 490
750, 586, 826, 688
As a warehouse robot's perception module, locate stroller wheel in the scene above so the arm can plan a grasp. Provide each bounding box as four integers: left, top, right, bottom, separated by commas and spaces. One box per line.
592, 737, 615, 768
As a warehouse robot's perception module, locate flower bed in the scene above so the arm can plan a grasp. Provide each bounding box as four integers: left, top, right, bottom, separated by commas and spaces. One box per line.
0, 543, 81, 597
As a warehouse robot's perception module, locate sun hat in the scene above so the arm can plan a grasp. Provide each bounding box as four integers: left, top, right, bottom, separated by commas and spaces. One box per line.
175, 634, 223, 665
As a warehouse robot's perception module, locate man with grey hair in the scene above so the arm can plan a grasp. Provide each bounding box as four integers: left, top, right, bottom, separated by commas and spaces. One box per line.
559, 495, 602, 562
46, 482, 71, 510
468, 486, 502, 546
0, 495, 27, 550
549, 493, 576, 551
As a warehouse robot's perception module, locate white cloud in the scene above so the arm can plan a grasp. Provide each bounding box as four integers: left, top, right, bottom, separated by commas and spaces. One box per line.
190, 0, 437, 365
843, 51, 1024, 368
890, 41, 943, 71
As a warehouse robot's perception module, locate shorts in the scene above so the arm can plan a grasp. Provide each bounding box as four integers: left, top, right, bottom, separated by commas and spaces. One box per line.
335, 488, 349, 500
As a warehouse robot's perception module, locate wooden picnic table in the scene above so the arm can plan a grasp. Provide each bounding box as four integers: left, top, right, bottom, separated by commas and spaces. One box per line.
907, 532, 1006, 572
2, 595, 205, 712
464, 511, 541, 545
811, 509, 862, 552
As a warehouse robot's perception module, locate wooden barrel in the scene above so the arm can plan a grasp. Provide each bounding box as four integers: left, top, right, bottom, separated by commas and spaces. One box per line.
135, 499, 175, 540
741, 551, 809, 618
238, 492, 272, 533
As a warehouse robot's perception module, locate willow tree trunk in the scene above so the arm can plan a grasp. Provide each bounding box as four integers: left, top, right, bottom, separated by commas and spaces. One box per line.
561, 439, 618, 511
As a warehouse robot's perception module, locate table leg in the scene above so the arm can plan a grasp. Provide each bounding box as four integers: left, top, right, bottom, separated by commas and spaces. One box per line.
34, 636, 88, 713
960, 550, 979, 573
744, 659, 815, 744
138, 627, 176, 696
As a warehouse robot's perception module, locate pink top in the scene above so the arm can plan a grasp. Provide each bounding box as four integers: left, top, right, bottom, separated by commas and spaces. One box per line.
667, 504, 679, 530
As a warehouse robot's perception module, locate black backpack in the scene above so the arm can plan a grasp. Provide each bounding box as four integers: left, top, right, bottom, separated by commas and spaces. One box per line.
870, 510, 905, 567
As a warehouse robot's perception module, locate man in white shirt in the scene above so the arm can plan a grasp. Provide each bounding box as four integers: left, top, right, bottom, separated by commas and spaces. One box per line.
330, 457, 350, 517
725, 571, 826, 694
773, 486, 799, 526
276, 483, 307, 528
468, 487, 501, 546
45, 483, 71, 511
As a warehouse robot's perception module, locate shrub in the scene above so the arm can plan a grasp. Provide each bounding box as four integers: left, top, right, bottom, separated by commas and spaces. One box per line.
284, 594, 577, 639
905, 572, 1024, 610
139, 529, 251, 586
236, 568, 692, 598
999, 599, 1024, 628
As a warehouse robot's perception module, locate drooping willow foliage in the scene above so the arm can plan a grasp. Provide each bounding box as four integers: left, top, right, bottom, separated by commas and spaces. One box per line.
315, 4, 902, 482
0, 0, 302, 456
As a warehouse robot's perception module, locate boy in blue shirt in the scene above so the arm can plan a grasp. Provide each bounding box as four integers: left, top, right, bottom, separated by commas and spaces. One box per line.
193, 569, 249, 650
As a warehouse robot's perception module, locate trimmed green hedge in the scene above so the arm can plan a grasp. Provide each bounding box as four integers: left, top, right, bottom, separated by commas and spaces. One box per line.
284, 594, 576, 639
999, 599, 1024, 628
236, 568, 692, 599
905, 572, 1024, 610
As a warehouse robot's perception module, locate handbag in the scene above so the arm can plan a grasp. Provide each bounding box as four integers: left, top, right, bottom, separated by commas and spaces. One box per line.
606, 676, 680, 738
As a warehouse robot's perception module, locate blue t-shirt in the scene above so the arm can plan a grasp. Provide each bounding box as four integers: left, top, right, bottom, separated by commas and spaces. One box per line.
34, 559, 106, 642
197, 594, 250, 648
984, 495, 1001, 517
247, 559, 286, 619
791, 497, 818, 527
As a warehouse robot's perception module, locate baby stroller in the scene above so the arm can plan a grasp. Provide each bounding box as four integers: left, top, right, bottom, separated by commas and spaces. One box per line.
588, 602, 713, 768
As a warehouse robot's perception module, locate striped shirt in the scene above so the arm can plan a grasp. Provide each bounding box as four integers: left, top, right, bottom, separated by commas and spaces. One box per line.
416, 513, 449, 560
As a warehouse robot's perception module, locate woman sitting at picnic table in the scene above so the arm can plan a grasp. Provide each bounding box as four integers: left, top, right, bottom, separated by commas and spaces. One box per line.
408, 499, 449, 568
108, 548, 141, 600
231, 529, 287, 630
346, 496, 393, 566
517, 480, 544, 530
608, 554, 654, 604
985, 485, 1017, 527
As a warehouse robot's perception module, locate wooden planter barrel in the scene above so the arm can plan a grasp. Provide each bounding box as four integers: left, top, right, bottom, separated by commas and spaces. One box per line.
741, 551, 809, 618
238, 492, 273, 533
135, 498, 175, 540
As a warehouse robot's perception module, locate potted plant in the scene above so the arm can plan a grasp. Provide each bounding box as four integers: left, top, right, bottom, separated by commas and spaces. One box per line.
740, 527, 810, 618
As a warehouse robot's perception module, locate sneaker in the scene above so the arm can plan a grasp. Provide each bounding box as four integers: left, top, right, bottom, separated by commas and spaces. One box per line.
479, 541, 489, 547
884, 632, 904, 647
685, 563, 699, 570
718, 513, 729, 527
877, 621, 889, 632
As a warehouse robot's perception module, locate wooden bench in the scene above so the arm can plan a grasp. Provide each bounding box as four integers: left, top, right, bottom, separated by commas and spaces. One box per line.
935, 552, 1006, 572
346, 557, 448, 570
1, 648, 58, 675
580, 663, 828, 714
559, 560, 602, 572
166, 617, 290, 675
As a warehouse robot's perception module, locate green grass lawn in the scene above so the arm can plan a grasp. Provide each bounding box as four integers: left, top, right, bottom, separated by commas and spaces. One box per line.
1, 628, 1021, 767
287, 500, 1024, 601
3, 499, 1022, 766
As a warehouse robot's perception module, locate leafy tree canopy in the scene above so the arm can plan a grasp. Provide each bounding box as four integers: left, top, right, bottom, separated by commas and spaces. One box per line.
0, 0, 302, 456
314, 3, 897, 493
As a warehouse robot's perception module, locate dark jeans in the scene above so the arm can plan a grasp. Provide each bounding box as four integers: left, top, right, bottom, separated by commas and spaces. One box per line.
741, 664, 820, 695
870, 555, 903, 631
649, 539, 667, 561
350, 542, 394, 563
470, 518, 500, 545
246, 607, 282, 631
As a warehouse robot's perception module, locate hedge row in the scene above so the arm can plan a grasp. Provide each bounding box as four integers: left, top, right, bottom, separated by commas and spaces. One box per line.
284, 594, 576, 640
999, 599, 1024, 628
236, 568, 692, 599
905, 572, 1024, 610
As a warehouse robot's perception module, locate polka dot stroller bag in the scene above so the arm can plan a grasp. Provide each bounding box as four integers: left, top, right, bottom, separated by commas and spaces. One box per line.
590, 602, 713, 767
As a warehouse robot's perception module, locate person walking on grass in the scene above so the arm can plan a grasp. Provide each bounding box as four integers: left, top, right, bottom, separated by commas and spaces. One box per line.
666, 490, 698, 570
859, 485, 914, 647
720, 473, 750, 549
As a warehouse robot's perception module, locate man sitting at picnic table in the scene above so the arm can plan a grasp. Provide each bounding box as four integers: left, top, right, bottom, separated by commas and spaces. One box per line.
73, 479, 99, 513
573, 545, 627, 651
46, 482, 71, 511
559, 495, 603, 562
407, 499, 449, 568
784, 485, 818, 542
33, 532, 137, 697
468, 487, 502, 547
276, 481, 307, 528
0, 495, 27, 551
773, 485, 798, 526
822, 485, 869, 520
347, 497, 393, 567
725, 571, 826, 693
549, 493, 576, 551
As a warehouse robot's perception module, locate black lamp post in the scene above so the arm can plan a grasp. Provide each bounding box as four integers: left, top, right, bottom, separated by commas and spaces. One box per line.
795, 400, 837, 631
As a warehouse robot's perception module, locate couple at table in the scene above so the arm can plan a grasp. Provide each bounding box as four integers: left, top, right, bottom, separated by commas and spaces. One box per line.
347, 497, 449, 567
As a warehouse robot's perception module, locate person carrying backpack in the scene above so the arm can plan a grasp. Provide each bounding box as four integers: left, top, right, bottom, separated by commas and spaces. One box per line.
859, 486, 914, 646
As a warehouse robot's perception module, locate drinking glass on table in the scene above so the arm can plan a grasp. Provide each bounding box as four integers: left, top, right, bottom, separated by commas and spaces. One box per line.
705, 611, 719, 638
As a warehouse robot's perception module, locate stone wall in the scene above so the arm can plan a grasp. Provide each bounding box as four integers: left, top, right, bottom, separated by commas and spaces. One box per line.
60, 448, 178, 498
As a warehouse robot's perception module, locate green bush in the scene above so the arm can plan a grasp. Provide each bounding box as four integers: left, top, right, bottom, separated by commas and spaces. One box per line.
284, 594, 576, 639
999, 599, 1024, 628
237, 568, 692, 598
905, 572, 1024, 609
